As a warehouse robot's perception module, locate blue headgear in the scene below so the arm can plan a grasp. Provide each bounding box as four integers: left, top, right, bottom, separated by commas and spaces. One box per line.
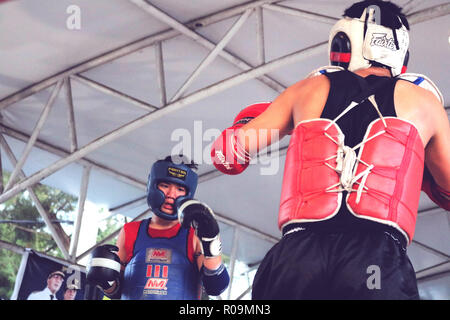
146, 158, 198, 220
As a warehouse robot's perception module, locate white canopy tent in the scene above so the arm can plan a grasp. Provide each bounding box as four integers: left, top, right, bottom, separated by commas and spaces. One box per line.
0, 0, 448, 299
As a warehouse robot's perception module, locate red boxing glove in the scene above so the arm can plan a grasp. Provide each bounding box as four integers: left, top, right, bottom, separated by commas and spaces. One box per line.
211, 102, 271, 175
232, 102, 271, 128
421, 166, 450, 210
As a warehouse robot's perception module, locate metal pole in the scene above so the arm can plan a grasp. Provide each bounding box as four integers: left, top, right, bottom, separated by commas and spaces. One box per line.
108, 196, 147, 214
10, 248, 29, 300
69, 165, 92, 261
0, 42, 327, 204
0, 130, 3, 194
407, 3, 450, 24
154, 41, 167, 106
63, 77, 78, 153
0, 240, 86, 270
416, 261, 450, 281
402, 0, 422, 14
4, 79, 64, 191
227, 227, 240, 299
128, 0, 285, 94
412, 239, 450, 260
235, 285, 252, 300
71, 74, 158, 111
263, 3, 339, 24
255, 6, 265, 66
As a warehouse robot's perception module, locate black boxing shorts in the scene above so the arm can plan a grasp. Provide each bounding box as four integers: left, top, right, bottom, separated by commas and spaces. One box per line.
252, 225, 419, 300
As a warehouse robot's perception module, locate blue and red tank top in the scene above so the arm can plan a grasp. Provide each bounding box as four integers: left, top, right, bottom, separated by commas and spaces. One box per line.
121, 218, 201, 300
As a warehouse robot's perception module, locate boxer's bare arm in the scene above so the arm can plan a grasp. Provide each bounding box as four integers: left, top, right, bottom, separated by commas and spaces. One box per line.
394, 80, 450, 189
115, 228, 127, 269
426, 117, 450, 190
238, 75, 330, 155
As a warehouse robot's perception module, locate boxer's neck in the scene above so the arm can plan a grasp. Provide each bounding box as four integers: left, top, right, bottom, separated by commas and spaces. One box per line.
150, 215, 179, 229
355, 67, 392, 78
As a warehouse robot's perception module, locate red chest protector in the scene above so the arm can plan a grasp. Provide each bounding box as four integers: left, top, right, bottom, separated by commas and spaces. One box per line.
278, 106, 424, 244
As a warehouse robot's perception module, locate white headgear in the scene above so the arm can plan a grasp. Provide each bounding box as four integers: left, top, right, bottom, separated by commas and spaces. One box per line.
329, 7, 409, 76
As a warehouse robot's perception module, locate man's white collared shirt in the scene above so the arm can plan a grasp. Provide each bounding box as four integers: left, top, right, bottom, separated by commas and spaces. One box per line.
27, 287, 57, 300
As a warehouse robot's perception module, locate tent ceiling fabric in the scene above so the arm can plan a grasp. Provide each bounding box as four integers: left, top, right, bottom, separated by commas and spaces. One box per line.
0, 0, 449, 299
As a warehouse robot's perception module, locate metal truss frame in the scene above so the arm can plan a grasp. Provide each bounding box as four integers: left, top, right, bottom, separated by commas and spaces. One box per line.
0, 0, 449, 299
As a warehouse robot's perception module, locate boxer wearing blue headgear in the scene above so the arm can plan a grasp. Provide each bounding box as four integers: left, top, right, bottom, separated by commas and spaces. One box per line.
86, 155, 229, 300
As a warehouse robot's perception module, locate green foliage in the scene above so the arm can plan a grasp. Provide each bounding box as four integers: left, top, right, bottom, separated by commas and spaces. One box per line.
0, 249, 21, 300
0, 184, 77, 254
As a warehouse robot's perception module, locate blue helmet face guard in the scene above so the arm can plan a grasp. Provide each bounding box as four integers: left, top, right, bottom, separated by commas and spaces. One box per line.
146, 159, 198, 220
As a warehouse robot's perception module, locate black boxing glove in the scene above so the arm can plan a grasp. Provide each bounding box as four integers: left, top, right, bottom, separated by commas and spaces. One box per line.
86, 244, 122, 298
178, 200, 222, 257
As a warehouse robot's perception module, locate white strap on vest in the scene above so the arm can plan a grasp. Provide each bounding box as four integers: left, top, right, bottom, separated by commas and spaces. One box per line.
323, 95, 386, 203
306, 65, 345, 78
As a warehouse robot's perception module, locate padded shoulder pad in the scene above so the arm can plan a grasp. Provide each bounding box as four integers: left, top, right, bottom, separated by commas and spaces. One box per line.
397, 73, 444, 105
306, 65, 345, 78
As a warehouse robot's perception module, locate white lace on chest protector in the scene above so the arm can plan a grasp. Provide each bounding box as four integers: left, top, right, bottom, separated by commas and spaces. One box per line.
320, 96, 389, 204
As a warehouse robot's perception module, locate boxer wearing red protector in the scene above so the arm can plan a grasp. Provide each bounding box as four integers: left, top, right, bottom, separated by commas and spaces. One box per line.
211, 0, 449, 300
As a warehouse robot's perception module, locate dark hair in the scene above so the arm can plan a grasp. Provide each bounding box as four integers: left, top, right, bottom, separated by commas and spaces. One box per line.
162, 154, 198, 170
344, 0, 409, 30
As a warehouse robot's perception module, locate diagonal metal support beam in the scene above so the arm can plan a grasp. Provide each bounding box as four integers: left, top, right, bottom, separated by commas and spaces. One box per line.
236, 285, 252, 300
402, 0, 422, 14
416, 261, 450, 281
255, 6, 265, 66
263, 3, 339, 24
0, 133, 70, 259
63, 78, 78, 153
154, 41, 167, 106
0, 240, 86, 271
4, 79, 63, 191
69, 165, 92, 261
0, 42, 327, 204
407, 3, 450, 24
170, 8, 253, 102
227, 227, 240, 299
0, 129, 3, 194
412, 239, 450, 260
71, 74, 158, 112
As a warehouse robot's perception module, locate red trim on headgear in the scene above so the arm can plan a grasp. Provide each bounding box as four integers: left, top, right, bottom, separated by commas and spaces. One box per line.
330, 52, 351, 63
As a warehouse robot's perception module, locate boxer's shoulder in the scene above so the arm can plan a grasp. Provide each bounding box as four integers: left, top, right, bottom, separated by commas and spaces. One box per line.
123, 220, 141, 234
396, 73, 444, 105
